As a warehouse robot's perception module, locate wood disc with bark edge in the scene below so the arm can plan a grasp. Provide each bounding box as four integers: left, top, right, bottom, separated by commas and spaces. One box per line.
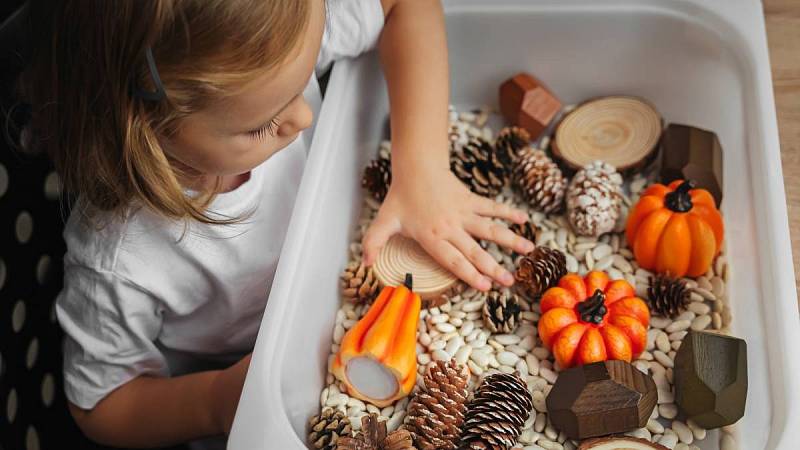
553, 96, 662, 172
578, 437, 669, 450
373, 234, 458, 308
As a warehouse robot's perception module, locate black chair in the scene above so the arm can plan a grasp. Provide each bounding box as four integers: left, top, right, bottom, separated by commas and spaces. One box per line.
0, 4, 188, 449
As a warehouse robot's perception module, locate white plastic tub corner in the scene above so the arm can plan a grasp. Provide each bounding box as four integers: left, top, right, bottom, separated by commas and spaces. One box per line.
229, 1, 800, 448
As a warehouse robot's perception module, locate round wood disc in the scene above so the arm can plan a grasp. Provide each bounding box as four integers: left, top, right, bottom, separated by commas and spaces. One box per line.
553, 96, 662, 171
373, 235, 458, 308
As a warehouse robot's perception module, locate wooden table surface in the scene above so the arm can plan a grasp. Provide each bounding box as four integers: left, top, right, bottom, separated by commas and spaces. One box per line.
764, 0, 800, 305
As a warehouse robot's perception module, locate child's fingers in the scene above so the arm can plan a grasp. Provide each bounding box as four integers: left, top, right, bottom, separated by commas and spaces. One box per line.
473, 196, 528, 224
449, 230, 515, 287
361, 213, 401, 266
466, 216, 534, 255
421, 236, 491, 291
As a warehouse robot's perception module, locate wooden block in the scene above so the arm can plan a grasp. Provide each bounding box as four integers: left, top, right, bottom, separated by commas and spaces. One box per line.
499, 73, 562, 139
546, 360, 657, 440
579, 437, 668, 450
659, 123, 724, 206
373, 235, 458, 308
674, 330, 747, 429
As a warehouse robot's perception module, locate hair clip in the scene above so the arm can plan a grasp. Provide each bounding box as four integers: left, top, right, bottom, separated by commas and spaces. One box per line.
132, 47, 166, 102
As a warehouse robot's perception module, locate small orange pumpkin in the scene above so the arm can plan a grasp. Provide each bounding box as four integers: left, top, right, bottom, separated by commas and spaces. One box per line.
538, 271, 650, 369
626, 180, 724, 278
333, 274, 421, 407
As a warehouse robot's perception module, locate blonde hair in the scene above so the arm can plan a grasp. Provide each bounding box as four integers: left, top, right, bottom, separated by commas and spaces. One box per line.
22, 0, 311, 225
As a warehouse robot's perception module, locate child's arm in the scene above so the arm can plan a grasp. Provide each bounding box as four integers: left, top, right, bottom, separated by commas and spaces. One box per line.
69, 354, 250, 446
363, 0, 534, 291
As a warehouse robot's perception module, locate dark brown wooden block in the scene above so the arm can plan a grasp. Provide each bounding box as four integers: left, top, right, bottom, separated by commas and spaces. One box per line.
659, 123, 724, 206
499, 73, 562, 139
546, 360, 657, 440
674, 330, 747, 429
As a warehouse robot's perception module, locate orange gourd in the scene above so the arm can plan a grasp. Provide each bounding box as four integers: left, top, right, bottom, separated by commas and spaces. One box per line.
626, 180, 724, 278
538, 271, 650, 369
333, 274, 421, 407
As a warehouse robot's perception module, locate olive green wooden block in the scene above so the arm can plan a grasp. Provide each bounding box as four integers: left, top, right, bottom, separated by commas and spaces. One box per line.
674, 330, 747, 429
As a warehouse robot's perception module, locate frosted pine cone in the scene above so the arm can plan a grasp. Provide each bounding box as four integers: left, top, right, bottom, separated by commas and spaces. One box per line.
566, 161, 623, 236
513, 147, 566, 214
341, 260, 380, 303
451, 137, 507, 198
459, 373, 532, 449
404, 359, 469, 450
307, 408, 352, 450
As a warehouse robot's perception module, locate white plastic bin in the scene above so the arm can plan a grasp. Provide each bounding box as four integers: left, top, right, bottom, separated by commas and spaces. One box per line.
229, 0, 800, 448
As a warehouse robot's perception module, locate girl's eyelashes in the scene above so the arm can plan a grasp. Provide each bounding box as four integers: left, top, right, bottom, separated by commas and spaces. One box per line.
246, 116, 281, 141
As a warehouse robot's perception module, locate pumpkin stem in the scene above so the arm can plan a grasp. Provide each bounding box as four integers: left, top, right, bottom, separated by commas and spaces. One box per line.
664, 180, 695, 213
404, 273, 413, 291
577, 289, 607, 325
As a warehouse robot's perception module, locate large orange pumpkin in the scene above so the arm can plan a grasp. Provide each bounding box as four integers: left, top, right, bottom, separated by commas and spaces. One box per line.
538, 271, 650, 369
333, 274, 421, 407
626, 180, 724, 278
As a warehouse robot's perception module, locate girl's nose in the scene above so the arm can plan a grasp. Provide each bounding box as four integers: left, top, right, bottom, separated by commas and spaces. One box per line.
277, 95, 313, 137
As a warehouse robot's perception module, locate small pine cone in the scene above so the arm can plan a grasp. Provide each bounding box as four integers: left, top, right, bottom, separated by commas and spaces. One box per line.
338, 414, 417, 450
509, 221, 536, 244
566, 161, 623, 236
513, 147, 566, 214
404, 359, 469, 450
362, 157, 392, 202
308, 408, 352, 450
459, 373, 532, 450
482, 291, 521, 334
451, 137, 507, 198
494, 126, 530, 168
648, 275, 690, 318
341, 260, 380, 303
515, 246, 567, 299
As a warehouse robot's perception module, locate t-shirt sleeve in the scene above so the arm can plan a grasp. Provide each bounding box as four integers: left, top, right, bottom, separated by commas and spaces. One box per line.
56, 264, 168, 410
316, 0, 386, 74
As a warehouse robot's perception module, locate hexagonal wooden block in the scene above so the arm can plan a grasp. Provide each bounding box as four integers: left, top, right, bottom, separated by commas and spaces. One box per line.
674, 330, 747, 429
499, 73, 562, 139
546, 360, 657, 440
660, 123, 724, 206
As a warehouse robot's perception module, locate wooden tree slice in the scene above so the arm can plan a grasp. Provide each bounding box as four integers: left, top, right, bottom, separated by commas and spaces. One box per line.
553, 96, 662, 171
373, 235, 458, 308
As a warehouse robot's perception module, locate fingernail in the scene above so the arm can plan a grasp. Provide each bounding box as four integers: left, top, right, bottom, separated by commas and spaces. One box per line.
523, 240, 535, 253
501, 271, 514, 286
479, 277, 492, 291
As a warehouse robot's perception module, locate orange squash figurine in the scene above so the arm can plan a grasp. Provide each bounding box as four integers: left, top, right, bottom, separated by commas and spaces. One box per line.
626, 180, 724, 278
333, 273, 421, 407
538, 271, 650, 369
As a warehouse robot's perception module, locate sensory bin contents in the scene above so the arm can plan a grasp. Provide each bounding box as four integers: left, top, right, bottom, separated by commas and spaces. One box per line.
308, 73, 741, 450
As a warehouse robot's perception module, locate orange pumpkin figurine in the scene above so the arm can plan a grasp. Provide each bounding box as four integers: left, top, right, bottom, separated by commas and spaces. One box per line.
538, 271, 650, 369
626, 180, 724, 278
332, 273, 421, 407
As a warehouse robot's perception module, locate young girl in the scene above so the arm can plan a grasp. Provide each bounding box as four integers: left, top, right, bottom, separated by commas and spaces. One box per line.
23, 0, 534, 447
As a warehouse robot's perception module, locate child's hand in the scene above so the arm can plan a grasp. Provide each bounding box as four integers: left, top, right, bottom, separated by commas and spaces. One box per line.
362, 165, 534, 291
210, 353, 252, 434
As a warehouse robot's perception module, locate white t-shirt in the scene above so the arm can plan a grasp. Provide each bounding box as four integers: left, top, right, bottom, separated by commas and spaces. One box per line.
56, 0, 385, 413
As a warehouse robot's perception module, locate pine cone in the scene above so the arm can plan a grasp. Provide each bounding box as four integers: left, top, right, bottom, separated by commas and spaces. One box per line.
451, 137, 507, 198
513, 147, 566, 214
509, 221, 536, 244
404, 359, 469, 450
515, 246, 567, 299
363, 158, 392, 202
566, 161, 623, 236
482, 291, 521, 334
459, 373, 533, 450
341, 260, 380, 303
494, 126, 530, 169
648, 275, 690, 318
308, 408, 353, 450
338, 414, 416, 450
